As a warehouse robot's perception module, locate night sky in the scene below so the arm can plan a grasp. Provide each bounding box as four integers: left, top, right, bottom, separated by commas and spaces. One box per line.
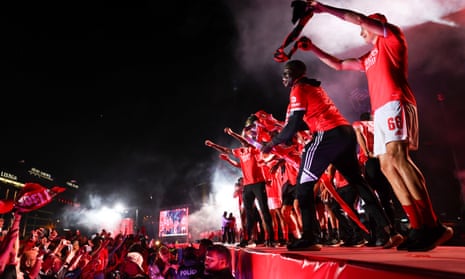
1, 1, 465, 234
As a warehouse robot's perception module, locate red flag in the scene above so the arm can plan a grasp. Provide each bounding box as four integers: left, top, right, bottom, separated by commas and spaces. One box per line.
0, 200, 14, 214
319, 174, 369, 234
14, 183, 66, 213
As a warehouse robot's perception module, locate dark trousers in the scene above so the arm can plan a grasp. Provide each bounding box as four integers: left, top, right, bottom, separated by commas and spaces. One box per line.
364, 157, 401, 232
330, 185, 364, 243
296, 125, 390, 242
242, 181, 275, 242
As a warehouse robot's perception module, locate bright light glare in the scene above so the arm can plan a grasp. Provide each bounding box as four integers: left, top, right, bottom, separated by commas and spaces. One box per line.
113, 203, 126, 213
77, 204, 127, 235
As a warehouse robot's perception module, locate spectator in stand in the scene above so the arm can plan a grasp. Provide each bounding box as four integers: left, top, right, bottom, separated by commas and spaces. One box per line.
19, 247, 43, 279
176, 246, 203, 279
153, 245, 178, 279
200, 244, 234, 279
0, 212, 26, 279
196, 239, 213, 267
119, 251, 148, 279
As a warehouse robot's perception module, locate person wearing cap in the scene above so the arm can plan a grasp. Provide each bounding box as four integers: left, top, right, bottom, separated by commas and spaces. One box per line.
261, 59, 398, 251
292, 1, 453, 252
120, 251, 148, 279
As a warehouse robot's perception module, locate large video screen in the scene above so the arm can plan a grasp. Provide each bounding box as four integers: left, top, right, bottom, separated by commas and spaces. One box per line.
158, 207, 189, 237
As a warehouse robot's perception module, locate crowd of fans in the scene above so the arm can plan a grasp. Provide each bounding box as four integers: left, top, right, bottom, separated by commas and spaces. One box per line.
0, 212, 234, 279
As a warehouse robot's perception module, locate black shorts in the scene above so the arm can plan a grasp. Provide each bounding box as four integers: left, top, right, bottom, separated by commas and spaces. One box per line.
281, 181, 297, 206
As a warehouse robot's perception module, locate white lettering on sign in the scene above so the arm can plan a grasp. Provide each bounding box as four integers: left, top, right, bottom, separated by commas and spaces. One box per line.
17, 190, 52, 207
28, 168, 54, 181
66, 181, 79, 189
0, 171, 17, 181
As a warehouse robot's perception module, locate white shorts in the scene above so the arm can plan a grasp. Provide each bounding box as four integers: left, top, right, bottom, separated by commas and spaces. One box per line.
373, 101, 419, 156
268, 197, 282, 210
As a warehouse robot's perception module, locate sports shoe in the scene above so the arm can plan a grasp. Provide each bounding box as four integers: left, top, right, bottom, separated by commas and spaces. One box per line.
265, 240, 279, 248
397, 228, 421, 251
237, 240, 256, 248
325, 238, 342, 247
407, 224, 454, 252
340, 238, 366, 248
287, 238, 322, 251
383, 233, 405, 249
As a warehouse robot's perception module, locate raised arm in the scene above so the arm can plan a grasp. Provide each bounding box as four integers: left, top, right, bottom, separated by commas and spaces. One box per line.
309, 1, 386, 36
205, 140, 232, 154
274, 0, 315, 62
0, 212, 22, 273
224, 127, 251, 147
296, 36, 363, 71
219, 153, 240, 168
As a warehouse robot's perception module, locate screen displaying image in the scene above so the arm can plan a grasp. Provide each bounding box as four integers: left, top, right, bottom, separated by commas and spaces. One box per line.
158, 207, 189, 237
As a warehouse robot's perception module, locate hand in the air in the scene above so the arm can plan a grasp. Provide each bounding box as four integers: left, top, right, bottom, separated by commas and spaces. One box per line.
205, 140, 213, 147
219, 153, 229, 161
261, 142, 274, 153
297, 36, 313, 51
307, 1, 323, 13
273, 47, 289, 63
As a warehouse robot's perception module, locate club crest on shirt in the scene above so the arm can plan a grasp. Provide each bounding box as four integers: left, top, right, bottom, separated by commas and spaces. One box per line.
364, 48, 378, 70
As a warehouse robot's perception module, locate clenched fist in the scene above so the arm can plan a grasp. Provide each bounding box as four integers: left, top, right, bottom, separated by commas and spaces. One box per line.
273, 47, 290, 63
297, 36, 313, 51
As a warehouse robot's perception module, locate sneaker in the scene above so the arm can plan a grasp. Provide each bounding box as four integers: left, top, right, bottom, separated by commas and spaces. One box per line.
340, 238, 366, 248
407, 224, 454, 252
325, 238, 342, 247
383, 233, 404, 249
265, 240, 278, 248
287, 238, 322, 251
397, 228, 421, 251
237, 240, 247, 248
237, 240, 256, 248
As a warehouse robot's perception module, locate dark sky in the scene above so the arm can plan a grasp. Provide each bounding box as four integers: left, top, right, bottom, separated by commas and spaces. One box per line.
1, 1, 252, 207
1, 1, 465, 233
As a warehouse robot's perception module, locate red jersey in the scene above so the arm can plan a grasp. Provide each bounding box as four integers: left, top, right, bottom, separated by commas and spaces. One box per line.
262, 161, 283, 200
233, 183, 243, 208
283, 160, 298, 186
255, 110, 284, 133
359, 24, 416, 112
287, 81, 349, 132
352, 120, 374, 165
232, 146, 266, 186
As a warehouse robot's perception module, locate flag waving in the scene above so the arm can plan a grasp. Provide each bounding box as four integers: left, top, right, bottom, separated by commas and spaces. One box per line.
0, 183, 66, 214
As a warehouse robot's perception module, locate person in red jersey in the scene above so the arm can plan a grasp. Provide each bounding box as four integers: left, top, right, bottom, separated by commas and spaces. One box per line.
261, 156, 288, 246
261, 60, 399, 251
295, 1, 453, 251
205, 122, 277, 248
232, 177, 247, 241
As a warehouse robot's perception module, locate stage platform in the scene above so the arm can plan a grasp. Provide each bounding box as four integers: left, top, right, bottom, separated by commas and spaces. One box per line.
229, 244, 465, 279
